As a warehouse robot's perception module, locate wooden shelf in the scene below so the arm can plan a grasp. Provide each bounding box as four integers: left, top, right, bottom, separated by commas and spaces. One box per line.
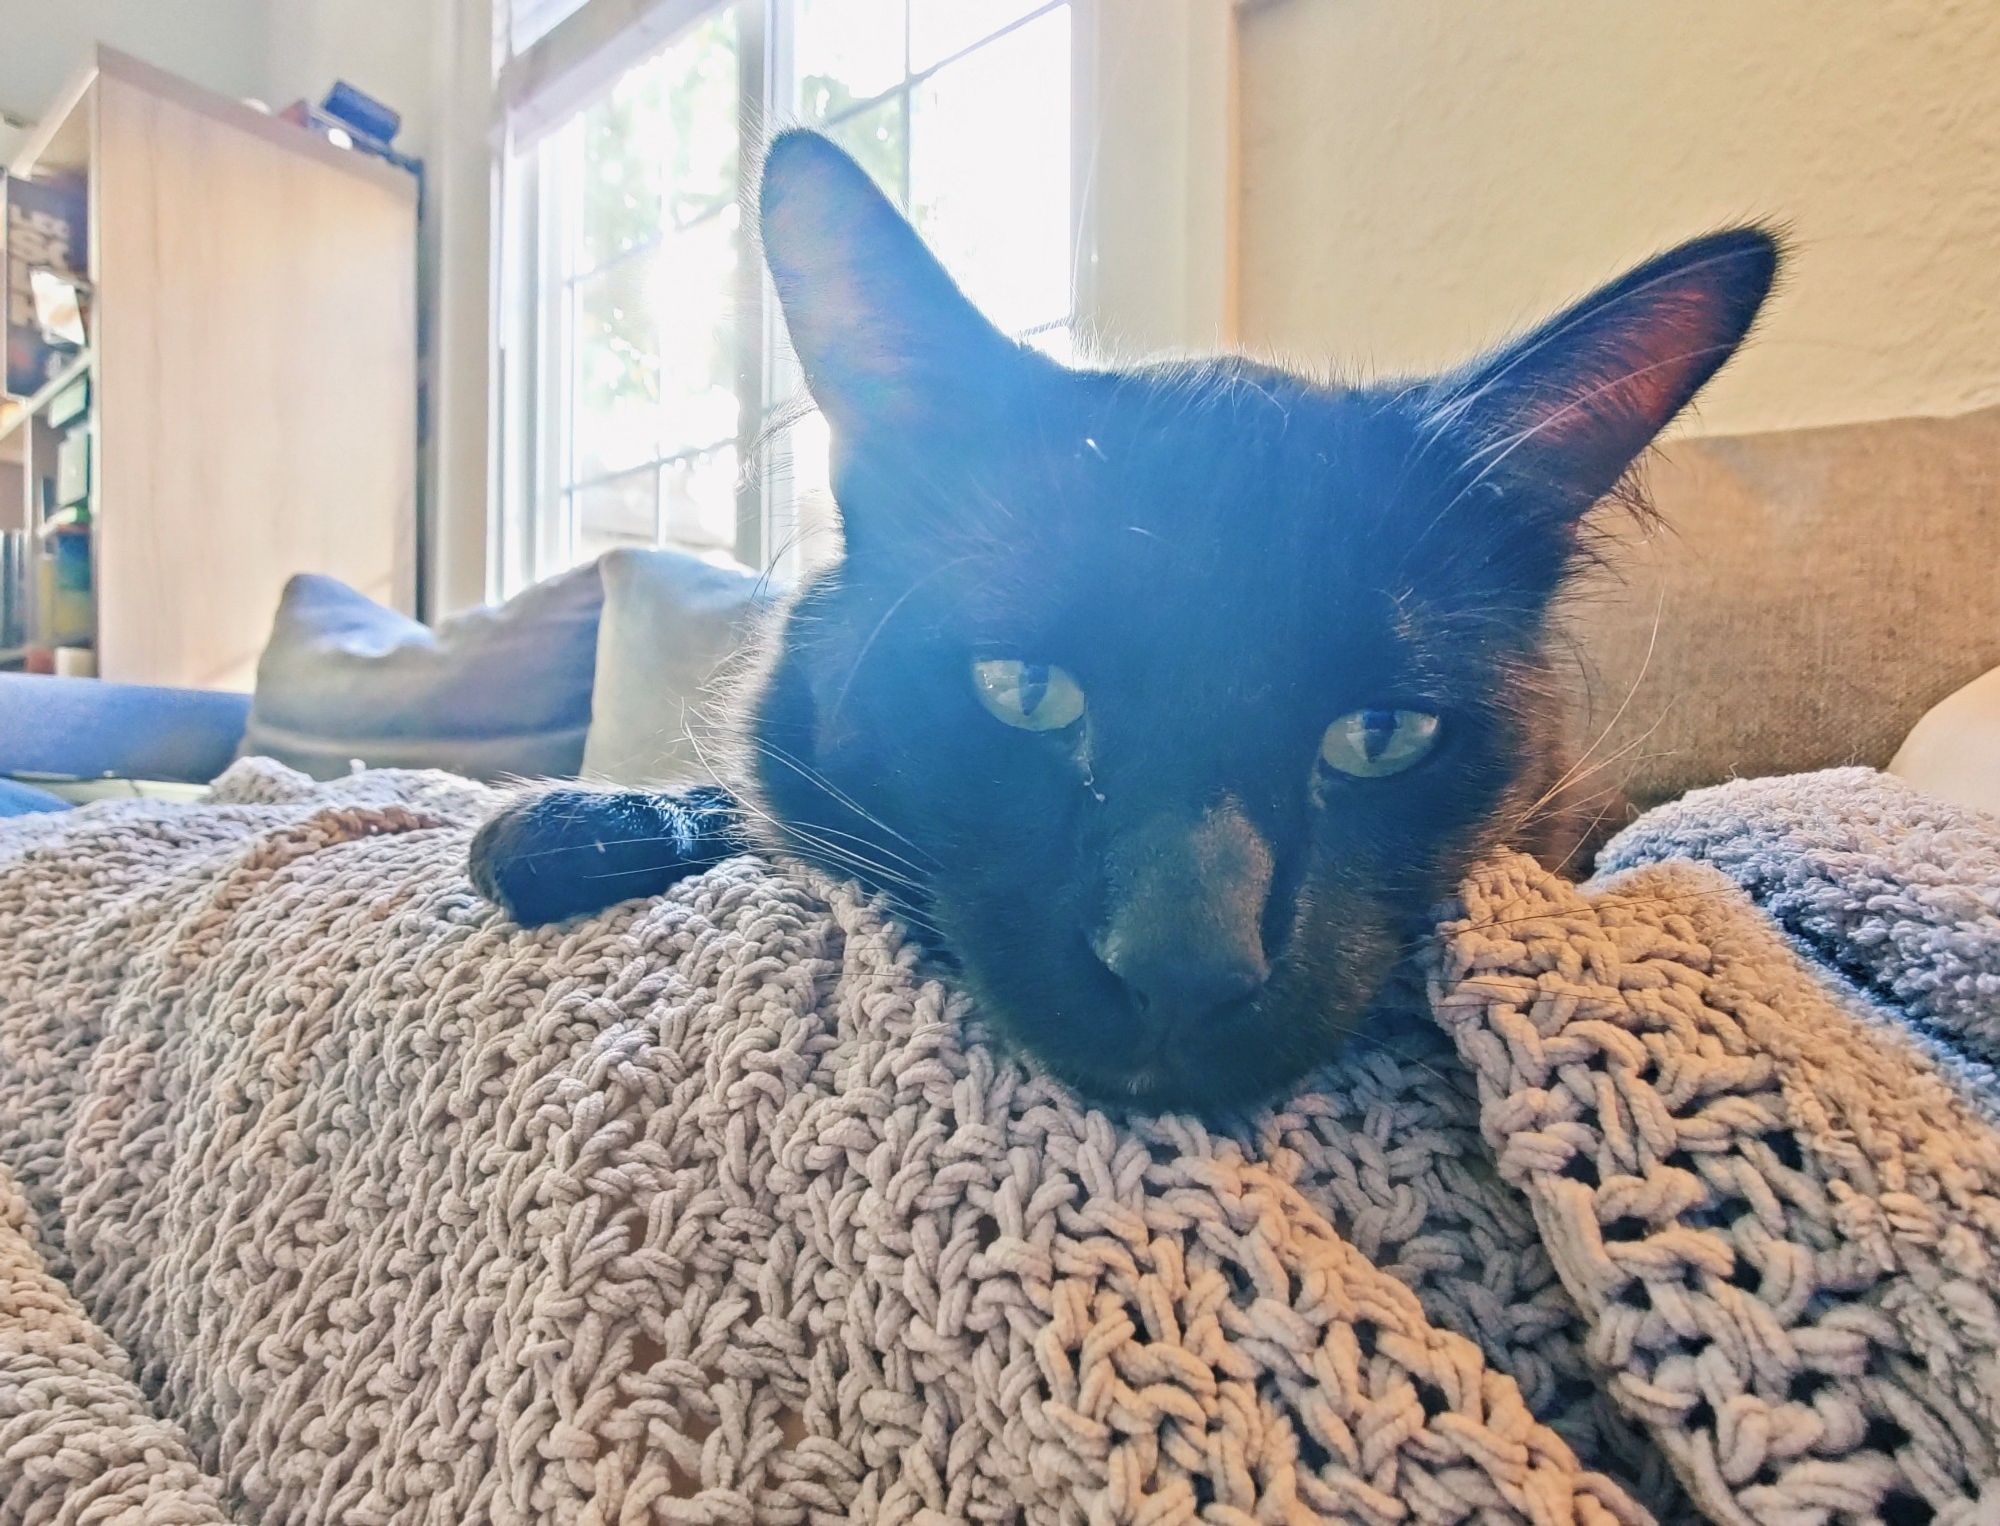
2, 46, 418, 689
0, 351, 92, 454
10, 48, 414, 193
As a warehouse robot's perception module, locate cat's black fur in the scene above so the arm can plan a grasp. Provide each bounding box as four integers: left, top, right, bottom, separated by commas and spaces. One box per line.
472, 130, 1778, 1112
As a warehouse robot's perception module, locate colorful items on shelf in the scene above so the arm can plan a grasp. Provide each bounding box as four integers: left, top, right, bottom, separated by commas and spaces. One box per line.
4, 171, 88, 400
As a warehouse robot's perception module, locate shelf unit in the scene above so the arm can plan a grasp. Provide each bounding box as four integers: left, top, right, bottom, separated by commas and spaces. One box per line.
0, 350, 94, 671
1, 46, 418, 689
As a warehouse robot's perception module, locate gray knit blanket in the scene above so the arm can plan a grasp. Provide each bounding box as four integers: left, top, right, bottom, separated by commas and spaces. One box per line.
1, 760, 1996, 1524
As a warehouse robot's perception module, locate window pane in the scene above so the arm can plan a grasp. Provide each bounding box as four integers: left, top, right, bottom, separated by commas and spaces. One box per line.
796, 0, 907, 120
824, 95, 908, 204
909, 7, 1071, 333
661, 446, 740, 552
577, 12, 738, 275
909, 0, 1043, 71
574, 470, 659, 563
657, 11, 741, 224
573, 261, 660, 481
655, 206, 743, 456
579, 63, 665, 271
516, 0, 1079, 583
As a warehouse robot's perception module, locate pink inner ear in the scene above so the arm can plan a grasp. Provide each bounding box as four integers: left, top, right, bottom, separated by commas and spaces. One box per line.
1528, 293, 1723, 446
779, 266, 927, 424
766, 194, 928, 422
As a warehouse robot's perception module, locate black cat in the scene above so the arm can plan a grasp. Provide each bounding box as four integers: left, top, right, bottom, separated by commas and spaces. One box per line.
473, 130, 1778, 1111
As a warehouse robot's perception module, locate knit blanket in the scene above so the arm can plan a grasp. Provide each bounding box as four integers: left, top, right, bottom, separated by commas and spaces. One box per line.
0, 760, 1995, 1525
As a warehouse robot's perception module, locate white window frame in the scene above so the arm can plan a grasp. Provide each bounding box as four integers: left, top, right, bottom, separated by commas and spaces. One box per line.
487, 0, 1236, 600
497, 1, 769, 593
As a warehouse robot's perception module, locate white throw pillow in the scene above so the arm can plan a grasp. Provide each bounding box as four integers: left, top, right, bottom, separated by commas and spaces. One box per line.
582, 548, 772, 786
1888, 664, 2000, 817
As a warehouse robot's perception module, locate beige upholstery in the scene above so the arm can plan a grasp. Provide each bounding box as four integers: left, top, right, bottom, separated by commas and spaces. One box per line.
1564, 405, 2000, 810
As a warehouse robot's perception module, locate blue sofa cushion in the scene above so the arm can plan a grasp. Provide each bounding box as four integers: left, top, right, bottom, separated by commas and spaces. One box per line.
0, 777, 69, 816
0, 673, 251, 784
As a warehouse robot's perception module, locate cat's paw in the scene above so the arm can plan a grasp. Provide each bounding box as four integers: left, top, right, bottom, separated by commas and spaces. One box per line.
470, 788, 605, 924
471, 784, 747, 925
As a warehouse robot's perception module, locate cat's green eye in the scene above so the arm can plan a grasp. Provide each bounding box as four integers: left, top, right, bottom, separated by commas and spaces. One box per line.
972, 659, 1086, 732
1320, 708, 1441, 778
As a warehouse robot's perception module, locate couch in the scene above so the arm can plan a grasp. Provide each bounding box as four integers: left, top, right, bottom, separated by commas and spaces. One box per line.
4, 406, 1996, 815
0, 544, 768, 808
0, 673, 249, 788
2, 406, 1998, 1523
4, 752, 1998, 1523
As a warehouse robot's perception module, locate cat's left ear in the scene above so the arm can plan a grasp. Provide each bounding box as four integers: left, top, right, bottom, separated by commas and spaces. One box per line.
1436, 226, 1781, 513
759, 130, 1023, 439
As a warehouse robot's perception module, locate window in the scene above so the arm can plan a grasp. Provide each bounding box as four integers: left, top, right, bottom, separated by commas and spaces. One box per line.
496, 0, 1074, 593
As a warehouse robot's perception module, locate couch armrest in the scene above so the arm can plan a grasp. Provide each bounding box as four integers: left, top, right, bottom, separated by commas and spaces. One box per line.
0, 674, 250, 784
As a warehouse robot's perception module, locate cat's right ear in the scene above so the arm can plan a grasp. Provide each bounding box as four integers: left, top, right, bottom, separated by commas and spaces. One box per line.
759, 130, 1020, 440
1431, 226, 1781, 518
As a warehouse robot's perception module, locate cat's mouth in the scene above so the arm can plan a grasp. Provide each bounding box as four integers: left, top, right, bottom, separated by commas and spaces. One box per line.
938, 929, 1243, 1110
1002, 963, 1335, 1114
1058, 1026, 1298, 1114
1107, 998, 1260, 1099
937, 907, 1404, 1114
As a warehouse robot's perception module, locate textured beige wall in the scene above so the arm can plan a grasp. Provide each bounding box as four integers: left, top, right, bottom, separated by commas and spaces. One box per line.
1237, 0, 2000, 434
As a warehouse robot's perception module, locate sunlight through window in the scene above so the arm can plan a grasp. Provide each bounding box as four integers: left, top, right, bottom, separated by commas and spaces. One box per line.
507, 0, 1073, 588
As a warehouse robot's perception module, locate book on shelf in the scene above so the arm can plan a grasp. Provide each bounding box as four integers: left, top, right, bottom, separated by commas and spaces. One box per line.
0, 528, 25, 651
4, 171, 89, 401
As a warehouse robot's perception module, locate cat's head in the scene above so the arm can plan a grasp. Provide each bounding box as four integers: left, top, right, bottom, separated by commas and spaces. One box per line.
749, 129, 1777, 1112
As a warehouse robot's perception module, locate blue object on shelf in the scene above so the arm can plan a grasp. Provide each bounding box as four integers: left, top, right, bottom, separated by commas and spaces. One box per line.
321, 81, 401, 147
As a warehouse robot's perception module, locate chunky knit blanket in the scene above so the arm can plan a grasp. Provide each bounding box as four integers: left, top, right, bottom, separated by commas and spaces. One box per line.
1, 760, 1996, 1525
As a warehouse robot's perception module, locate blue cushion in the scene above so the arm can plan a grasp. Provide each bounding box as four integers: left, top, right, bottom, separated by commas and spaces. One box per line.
0, 673, 249, 784
0, 777, 69, 816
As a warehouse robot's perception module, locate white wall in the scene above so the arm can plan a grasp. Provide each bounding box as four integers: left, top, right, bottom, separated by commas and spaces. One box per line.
1237, 0, 2000, 435
424, 0, 498, 617
0, 0, 444, 149
0, 0, 267, 118
1076, 0, 1237, 359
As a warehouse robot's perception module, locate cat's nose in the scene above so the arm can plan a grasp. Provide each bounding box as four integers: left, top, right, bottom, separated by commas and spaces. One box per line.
1095, 927, 1269, 1025
1093, 801, 1274, 1030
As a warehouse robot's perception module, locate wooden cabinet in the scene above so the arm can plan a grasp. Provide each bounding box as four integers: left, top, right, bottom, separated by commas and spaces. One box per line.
1, 47, 417, 690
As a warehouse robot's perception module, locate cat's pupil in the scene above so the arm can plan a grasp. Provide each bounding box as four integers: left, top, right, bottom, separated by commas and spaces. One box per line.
1017, 664, 1050, 716
1361, 709, 1398, 761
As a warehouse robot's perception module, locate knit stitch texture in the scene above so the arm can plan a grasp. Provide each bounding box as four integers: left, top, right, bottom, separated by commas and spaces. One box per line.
0, 760, 1994, 1524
